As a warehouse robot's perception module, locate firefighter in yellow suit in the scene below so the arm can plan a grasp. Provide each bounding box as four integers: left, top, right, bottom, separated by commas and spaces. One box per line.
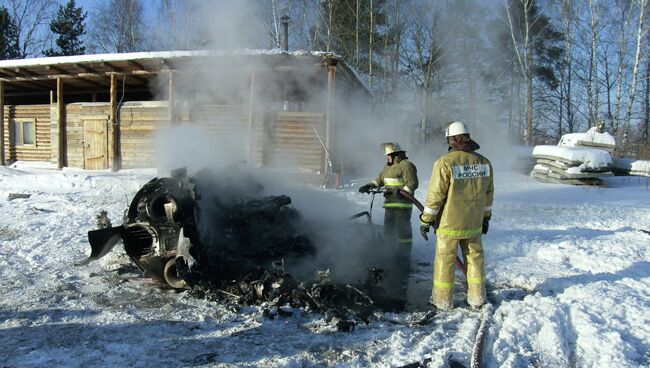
359, 142, 418, 305
419, 122, 493, 310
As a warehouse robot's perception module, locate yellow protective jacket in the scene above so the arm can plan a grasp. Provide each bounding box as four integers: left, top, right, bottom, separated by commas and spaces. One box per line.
421, 149, 493, 238
371, 157, 419, 209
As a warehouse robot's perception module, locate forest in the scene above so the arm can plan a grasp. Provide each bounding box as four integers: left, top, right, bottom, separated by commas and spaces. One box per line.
0, 0, 648, 157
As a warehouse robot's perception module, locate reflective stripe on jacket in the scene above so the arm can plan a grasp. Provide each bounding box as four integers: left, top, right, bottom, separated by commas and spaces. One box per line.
421, 149, 493, 239
372, 157, 419, 208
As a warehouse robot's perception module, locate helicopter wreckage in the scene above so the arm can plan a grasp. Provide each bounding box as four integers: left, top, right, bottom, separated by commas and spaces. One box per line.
81, 167, 413, 331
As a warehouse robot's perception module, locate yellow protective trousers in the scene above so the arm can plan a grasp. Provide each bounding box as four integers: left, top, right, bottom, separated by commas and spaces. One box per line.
432, 235, 486, 309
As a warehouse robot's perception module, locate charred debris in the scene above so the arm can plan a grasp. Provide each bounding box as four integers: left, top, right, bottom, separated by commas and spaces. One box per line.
82, 166, 410, 331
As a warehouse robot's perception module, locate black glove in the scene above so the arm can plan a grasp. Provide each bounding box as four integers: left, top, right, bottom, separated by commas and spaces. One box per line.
482, 218, 490, 235
358, 183, 376, 193
420, 223, 430, 241
419, 215, 434, 241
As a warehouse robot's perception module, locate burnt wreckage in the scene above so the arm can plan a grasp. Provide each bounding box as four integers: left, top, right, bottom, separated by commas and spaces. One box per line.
82, 167, 410, 329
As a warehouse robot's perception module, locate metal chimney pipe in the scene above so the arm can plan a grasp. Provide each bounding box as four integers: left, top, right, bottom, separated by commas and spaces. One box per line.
281, 15, 289, 52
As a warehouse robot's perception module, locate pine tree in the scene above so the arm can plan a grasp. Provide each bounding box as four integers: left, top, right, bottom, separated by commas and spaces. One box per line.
44, 0, 87, 56
504, 0, 563, 144
314, 0, 391, 83
0, 6, 20, 59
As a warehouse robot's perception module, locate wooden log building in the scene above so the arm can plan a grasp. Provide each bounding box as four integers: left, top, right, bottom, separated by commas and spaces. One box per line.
0, 50, 369, 185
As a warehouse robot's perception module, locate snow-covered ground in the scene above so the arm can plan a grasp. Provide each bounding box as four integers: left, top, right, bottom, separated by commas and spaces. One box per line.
1, 164, 649, 368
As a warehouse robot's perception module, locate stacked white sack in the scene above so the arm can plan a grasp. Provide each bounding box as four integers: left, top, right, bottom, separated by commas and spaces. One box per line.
531, 145, 613, 186
612, 158, 650, 177
558, 127, 616, 152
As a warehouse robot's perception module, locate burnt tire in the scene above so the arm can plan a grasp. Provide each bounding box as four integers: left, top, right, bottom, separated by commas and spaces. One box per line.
163, 258, 187, 289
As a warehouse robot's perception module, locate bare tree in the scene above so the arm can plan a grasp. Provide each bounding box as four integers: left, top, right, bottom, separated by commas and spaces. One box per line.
152, 0, 198, 50
400, 1, 445, 143
610, 0, 634, 138
586, 0, 603, 128
505, 0, 535, 145
255, 0, 319, 51
505, 0, 562, 145
88, 0, 146, 53
557, 0, 575, 135
4, 0, 56, 57
642, 1, 650, 149
622, 0, 648, 145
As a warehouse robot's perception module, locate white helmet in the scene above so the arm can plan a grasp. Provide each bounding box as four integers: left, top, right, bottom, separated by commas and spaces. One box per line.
380, 142, 404, 155
445, 121, 470, 137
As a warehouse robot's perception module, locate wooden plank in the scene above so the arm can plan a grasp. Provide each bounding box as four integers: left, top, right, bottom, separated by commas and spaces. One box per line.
110, 74, 120, 171
120, 126, 157, 132
57, 78, 64, 168
83, 119, 108, 170
80, 114, 110, 120
1, 80, 4, 165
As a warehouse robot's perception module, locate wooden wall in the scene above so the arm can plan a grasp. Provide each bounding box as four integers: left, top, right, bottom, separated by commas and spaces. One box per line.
65, 103, 110, 169
118, 102, 170, 169
2, 104, 51, 162
3, 101, 327, 184
190, 105, 326, 177
65, 102, 171, 169
263, 111, 326, 176
191, 104, 262, 165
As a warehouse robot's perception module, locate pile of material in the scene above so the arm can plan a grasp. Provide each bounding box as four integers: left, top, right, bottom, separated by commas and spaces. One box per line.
531, 127, 615, 186
531, 145, 613, 186
84, 165, 408, 331
612, 158, 650, 177
558, 127, 616, 152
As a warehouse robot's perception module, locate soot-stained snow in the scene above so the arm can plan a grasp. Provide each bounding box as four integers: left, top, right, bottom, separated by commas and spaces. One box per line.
0, 164, 649, 367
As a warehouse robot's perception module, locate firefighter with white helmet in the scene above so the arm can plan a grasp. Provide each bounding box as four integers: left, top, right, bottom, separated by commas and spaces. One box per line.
419, 122, 493, 310
359, 142, 419, 305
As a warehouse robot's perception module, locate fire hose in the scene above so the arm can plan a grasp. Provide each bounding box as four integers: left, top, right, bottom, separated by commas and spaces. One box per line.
364, 187, 467, 276
367, 187, 490, 367
394, 188, 467, 276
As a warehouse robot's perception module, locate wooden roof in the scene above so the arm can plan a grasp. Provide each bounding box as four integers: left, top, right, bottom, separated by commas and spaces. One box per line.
0, 50, 369, 98
0, 50, 368, 97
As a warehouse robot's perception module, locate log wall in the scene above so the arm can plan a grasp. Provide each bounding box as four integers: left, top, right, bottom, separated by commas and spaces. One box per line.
118, 102, 170, 169
65, 103, 111, 169
2, 104, 51, 162
4, 101, 326, 184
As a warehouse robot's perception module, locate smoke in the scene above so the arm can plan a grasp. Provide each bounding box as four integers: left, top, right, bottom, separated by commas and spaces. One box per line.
147, 1, 525, 289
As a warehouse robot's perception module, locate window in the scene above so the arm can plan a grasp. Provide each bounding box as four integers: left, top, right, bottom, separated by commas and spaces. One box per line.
11, 120, 36, 146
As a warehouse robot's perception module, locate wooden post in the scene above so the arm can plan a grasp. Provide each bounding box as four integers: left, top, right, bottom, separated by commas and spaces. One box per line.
325, 59, 337, 185
168, 70, 175, 123
110, 74, 120, 171
57, 78, 64, 169
0, 80, 4, 166
247, 71, 256, 163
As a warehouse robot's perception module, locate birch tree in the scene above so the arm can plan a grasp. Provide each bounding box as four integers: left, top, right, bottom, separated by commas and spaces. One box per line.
622, 0, 648, 145
505, 0, 562, 145
400, 1, 444, 143
152, 0, 199, 50
610, 0, 634, 137
558, 0, 575, 134
4, 0, 56, 57
89, 0, 146, 53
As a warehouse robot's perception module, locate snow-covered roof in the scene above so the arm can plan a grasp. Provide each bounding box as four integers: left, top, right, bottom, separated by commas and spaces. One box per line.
0, 49, 335, 68
0, 49, 370, 97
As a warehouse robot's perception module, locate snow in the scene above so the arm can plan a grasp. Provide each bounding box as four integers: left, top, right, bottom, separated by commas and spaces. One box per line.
0, 49, 341, 68
613, 158, 650, 175
558, 127, 616, 148
1, 165, 650, 367
532, 145, 612, 170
